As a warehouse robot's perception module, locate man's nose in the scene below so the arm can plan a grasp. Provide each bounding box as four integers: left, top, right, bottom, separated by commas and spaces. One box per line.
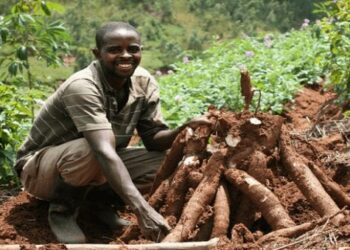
121, 49, 132, 58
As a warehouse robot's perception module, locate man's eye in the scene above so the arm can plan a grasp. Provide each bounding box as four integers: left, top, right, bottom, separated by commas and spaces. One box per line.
107, 47, 123, 53
127, 46, 141, 53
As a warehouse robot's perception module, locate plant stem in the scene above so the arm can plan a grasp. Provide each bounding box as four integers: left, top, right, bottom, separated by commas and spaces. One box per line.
26, 62, 34, 122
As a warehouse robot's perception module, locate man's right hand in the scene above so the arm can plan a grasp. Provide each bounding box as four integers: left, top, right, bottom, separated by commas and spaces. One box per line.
135, 202, 171, 242
84, 129, 171, 242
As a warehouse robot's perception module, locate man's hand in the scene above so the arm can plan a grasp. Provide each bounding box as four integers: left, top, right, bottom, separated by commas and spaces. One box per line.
182, 115, 212, 130
135, 202, 171, 242
83, 129, 170, 241
143, 115, 213, 151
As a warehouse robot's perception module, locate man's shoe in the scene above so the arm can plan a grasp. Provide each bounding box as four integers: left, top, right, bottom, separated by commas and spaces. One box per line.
48, 177, 88, 243
48, 203, 87, 243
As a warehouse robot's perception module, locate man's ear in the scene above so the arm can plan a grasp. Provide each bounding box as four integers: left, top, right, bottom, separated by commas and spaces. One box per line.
92, 48, 100, 59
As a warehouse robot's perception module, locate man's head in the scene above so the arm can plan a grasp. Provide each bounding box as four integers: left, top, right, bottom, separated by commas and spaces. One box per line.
93, 22, 142, 80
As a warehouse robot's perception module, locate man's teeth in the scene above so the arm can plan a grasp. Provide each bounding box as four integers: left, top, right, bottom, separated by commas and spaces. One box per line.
118, 64, 132, 67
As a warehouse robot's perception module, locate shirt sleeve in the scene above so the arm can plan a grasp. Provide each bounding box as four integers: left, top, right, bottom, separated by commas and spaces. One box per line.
62, 79, 112, 132
137, 76, 168, 138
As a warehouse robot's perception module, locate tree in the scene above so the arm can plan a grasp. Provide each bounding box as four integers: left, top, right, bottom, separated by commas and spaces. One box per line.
0, 0, 70, 103
0, 0, 71, 186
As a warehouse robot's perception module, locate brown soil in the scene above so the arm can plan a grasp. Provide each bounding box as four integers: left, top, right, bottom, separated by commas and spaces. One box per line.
1, 85, 350, 249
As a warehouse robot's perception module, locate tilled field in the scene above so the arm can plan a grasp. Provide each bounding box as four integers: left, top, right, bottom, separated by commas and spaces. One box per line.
1, 85, 350, 249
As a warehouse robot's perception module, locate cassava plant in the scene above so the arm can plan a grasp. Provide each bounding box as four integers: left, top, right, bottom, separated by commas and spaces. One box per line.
0, 0, 70, 119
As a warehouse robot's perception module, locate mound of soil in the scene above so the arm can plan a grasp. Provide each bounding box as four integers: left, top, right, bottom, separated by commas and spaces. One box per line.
1, 85, 350, 249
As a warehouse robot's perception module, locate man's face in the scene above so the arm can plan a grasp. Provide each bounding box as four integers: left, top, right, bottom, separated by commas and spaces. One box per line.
95, 28, 141, 78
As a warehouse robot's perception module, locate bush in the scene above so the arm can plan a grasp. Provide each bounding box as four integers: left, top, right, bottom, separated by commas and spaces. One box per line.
0, 83, 33, 186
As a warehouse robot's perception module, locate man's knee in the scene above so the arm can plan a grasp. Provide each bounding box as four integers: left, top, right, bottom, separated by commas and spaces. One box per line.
57, 138, 106, 186
21, 138, 106, 200
118, 148, 165, 182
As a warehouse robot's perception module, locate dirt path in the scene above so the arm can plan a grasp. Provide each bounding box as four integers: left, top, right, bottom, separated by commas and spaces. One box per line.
1, 85, 350, 249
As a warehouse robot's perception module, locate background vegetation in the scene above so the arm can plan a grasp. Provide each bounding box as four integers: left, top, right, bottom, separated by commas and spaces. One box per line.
0, 0, 324, 73
0, 0, 349, 186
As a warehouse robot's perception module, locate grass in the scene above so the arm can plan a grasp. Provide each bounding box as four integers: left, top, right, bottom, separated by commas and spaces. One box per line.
0, 57, 74, 87
29, 58, 74, 84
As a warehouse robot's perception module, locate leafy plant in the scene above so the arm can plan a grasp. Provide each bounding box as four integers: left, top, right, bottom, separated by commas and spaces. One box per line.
314, 0, 350, 101
0, 83, 33, 186
0, 0, 70, 118
0, 0, 71, 186
159, 28, 327, 127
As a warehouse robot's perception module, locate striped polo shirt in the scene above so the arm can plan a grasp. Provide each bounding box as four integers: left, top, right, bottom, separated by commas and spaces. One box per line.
16, 61, 168, 161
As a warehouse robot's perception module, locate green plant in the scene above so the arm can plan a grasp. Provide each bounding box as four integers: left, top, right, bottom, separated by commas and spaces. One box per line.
314, 0, 350, 101
0, 0, 71, 186
159, 28, 327, 127
0, 0, 70, 118
0, 83, 33, 186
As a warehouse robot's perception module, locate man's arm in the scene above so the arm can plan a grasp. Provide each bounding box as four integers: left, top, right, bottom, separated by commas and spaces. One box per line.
142, 116, 213, 151
83, 129, 170, 240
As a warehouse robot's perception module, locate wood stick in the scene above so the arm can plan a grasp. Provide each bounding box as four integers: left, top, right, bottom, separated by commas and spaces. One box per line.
257, 207, 347, 245
0, 237, 220, 250
240, 67, 254, 111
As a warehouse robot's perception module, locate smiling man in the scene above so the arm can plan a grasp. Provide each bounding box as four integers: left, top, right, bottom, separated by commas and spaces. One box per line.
15, 22, 209, 243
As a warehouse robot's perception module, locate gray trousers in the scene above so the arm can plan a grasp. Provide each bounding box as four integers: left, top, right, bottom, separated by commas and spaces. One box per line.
20, 138, 165, 200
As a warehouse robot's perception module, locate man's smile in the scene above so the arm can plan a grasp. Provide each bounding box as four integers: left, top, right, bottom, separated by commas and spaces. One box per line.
117, 63, 133, 68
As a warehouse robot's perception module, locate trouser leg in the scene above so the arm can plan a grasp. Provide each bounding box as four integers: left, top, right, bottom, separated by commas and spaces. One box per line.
20, 139, 165, 200
20, 138, 105, 243
85, 147, 165, 228
20, 138, 106, 200
117, 147, 165, 193
20, 138, 165, 235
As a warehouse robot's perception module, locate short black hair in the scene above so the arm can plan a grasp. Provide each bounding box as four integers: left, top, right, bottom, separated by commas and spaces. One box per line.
95, 21, 140, 49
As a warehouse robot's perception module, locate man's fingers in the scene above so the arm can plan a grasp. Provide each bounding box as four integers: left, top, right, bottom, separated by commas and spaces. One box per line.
138, 209, 171, 241
160, 222, 171, 232
141, 227, 156, 240
186, 117, 212, 129
146, 228, 163, 242
141, 223, 170, 242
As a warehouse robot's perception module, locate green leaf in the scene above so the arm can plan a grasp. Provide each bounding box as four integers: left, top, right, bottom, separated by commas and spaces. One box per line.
18, 14, 26, 26
46, 2, 65, 13
16, 46, 28, 60
0, 28, 9, 43
8, 62, 18, 76
21, 14, 35, 23
41, 1, 51, 16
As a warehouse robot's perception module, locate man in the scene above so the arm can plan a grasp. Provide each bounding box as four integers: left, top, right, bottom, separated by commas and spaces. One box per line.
15, 21, 208, 243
